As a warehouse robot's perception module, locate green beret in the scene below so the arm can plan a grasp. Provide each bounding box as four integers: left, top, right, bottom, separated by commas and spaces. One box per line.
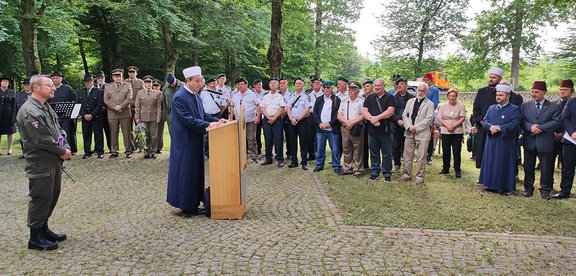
363, 79, 373, 86
322, 80, 335, 87
337, 77, 348, 83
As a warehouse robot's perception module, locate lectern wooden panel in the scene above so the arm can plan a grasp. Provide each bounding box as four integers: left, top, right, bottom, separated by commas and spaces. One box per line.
207, 106, 247, 219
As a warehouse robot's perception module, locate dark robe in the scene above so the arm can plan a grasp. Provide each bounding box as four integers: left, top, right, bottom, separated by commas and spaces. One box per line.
167, 87, 220, 211
471, 86, 523, 168
0, 88, 17, 134
479, 103, 521, 192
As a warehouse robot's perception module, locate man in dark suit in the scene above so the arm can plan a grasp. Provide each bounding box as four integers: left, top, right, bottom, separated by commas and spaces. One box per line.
310, 80, 342, 174
552, 79, 574, 172
520, 81, 561, 199
76, 74, 104, 159
553, 79, 575, 199
48, 71, 77, 155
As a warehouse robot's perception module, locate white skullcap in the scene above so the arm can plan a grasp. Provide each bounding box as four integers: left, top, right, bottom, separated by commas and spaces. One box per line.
183, 66, 202, 78
489, 67, 505, 77
496, 84, 511, 93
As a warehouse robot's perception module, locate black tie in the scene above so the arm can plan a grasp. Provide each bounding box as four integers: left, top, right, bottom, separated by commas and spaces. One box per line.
536, 102, 541, 114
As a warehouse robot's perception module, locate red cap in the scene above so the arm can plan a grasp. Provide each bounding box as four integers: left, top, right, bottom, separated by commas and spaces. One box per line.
423, 73, 433, 81
560, 79, 574, 89
531, 81, 547, 92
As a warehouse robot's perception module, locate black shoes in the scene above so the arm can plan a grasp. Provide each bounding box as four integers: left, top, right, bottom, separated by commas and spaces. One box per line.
97, 153, 104, 159
180, 208, 206, 217
551, 192, 570, 199
278, 161, 285, 167
438, 170, 449, 174
82, 154, 91, 159
42, 222, 67, 242
288, 163, 298, 168
313, 167, 323, 172
455, 171, 462, 178
541, 192, 551, 200
261, 159, 273, 166
126, 153, 132, 158
109, 153, 119, 158
302, 164, 308, 170
523, 190, 534, 197
28, 227, 58, 251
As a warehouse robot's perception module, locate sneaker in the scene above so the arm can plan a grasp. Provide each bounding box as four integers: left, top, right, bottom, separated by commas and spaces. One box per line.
392, 165, 400, 173
384, 177, 391, 183
369, 175, 380, 181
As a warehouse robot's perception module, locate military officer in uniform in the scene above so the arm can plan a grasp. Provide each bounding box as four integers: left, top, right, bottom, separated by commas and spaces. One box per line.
135, 76, 163, 159
104, 69, 133, 158
252, 79, 267, 156
125, 66, 144, 125
76, 74, 105, 159
152, 79, 166, 153
17, 74, 71, 251
230, 77, 261, 163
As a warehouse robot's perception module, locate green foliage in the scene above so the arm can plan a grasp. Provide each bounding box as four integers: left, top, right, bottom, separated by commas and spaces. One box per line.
373, 0, 469, 76
555, 27, 576, 76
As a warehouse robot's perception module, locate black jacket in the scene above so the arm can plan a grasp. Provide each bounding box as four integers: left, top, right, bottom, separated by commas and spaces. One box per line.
76, 87, 104, 118
311, 93, 341, 133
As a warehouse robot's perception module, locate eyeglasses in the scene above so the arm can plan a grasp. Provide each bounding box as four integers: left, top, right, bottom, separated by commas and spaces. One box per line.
40, 84, 56, 88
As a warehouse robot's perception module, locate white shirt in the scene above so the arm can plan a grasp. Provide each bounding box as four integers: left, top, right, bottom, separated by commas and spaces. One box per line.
261, 92, 286, 116
338, 97, 364, 121
320, 96, 333, 131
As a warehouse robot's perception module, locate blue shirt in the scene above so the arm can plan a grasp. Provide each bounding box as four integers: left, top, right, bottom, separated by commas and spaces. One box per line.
427, 87, 440, 108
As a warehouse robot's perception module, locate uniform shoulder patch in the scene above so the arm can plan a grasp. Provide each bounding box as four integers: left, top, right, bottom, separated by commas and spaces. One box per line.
31, 121, 39, 128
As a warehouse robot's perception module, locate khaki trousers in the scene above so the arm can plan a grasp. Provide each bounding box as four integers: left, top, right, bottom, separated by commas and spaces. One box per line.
402, 137, 430, 182
143, 121, 158, 155
156, 120, 165, 152
341, 126, 364, 174
246, 122, 257, 159
109, 118, 133, 154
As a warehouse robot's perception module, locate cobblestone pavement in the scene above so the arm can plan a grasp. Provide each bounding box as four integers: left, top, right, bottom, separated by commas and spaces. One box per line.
1, 153, 575, 274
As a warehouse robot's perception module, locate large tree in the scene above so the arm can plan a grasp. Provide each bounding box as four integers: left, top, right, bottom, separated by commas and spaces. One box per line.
268, 0, 283, 78
19, 0, 46, 74
373, 0, 469, 77
465, 0, 571, 89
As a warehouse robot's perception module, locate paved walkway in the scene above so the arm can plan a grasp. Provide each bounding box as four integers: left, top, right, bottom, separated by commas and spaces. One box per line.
1, 153, 575, 274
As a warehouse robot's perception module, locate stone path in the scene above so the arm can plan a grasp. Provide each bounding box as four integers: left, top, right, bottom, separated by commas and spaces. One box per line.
1, 153, 575, 274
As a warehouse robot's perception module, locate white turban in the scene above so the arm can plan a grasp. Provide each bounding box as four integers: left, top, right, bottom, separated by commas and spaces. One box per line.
496, 84, 511, 93
489, 67, 505, 77
183, 66, 202, 79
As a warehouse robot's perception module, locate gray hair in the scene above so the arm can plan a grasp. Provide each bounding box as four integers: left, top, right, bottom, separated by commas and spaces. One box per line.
30, 74, 50, 87
374, 78, 386, 86
417, 82, 429, 91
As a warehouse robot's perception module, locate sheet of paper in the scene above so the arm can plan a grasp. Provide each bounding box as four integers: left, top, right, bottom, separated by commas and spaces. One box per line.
563, 132, 576, 146
70, 103, 82, 119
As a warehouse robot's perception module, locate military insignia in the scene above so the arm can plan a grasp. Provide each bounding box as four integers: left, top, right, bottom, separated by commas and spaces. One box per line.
31, 121, 39, 128
501, 115, 505, 119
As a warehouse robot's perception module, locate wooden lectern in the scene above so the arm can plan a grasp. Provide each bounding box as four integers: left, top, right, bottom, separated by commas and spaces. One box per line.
206, 106, 247, 219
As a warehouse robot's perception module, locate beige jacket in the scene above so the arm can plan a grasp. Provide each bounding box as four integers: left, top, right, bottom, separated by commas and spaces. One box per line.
402, 97, 435, 140
104, 82, 133, 119
135, 89, 163, 122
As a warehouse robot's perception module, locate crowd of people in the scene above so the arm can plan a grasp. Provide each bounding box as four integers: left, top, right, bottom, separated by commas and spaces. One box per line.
2, 65, 575, 250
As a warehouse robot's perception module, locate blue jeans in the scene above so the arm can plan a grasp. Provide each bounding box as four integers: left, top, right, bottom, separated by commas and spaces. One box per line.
316, 130, 341, 170
368, 132, 393, 178
263, 119, 284, 161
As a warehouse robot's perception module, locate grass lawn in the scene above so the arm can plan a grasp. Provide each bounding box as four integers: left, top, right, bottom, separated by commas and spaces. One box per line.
317, 93, 576, 237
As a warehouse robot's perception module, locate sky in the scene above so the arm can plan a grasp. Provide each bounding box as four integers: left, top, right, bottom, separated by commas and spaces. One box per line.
350, 0, 571, 61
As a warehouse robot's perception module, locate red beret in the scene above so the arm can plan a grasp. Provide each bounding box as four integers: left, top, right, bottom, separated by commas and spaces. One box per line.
531, 81, 547, 92
560, 79, 574, 89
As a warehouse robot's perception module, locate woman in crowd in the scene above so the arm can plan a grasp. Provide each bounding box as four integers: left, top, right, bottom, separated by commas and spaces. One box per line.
437, 88, 467, 178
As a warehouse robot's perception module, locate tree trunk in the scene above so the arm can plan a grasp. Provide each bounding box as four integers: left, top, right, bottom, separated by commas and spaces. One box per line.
78, 38, 89, 74
313, 0, 322, 77
191, 21, 200, 66
267, 0, 283, 78
226, 51, 237, 85
162, 20, 179, 75
511, 2, 523, 90
415, 36, 425, 77
19, 0, 45, 74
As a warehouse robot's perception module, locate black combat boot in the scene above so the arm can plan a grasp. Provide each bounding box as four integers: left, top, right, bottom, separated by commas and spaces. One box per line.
28, 227, 58, 250
42, 222, 67, 242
